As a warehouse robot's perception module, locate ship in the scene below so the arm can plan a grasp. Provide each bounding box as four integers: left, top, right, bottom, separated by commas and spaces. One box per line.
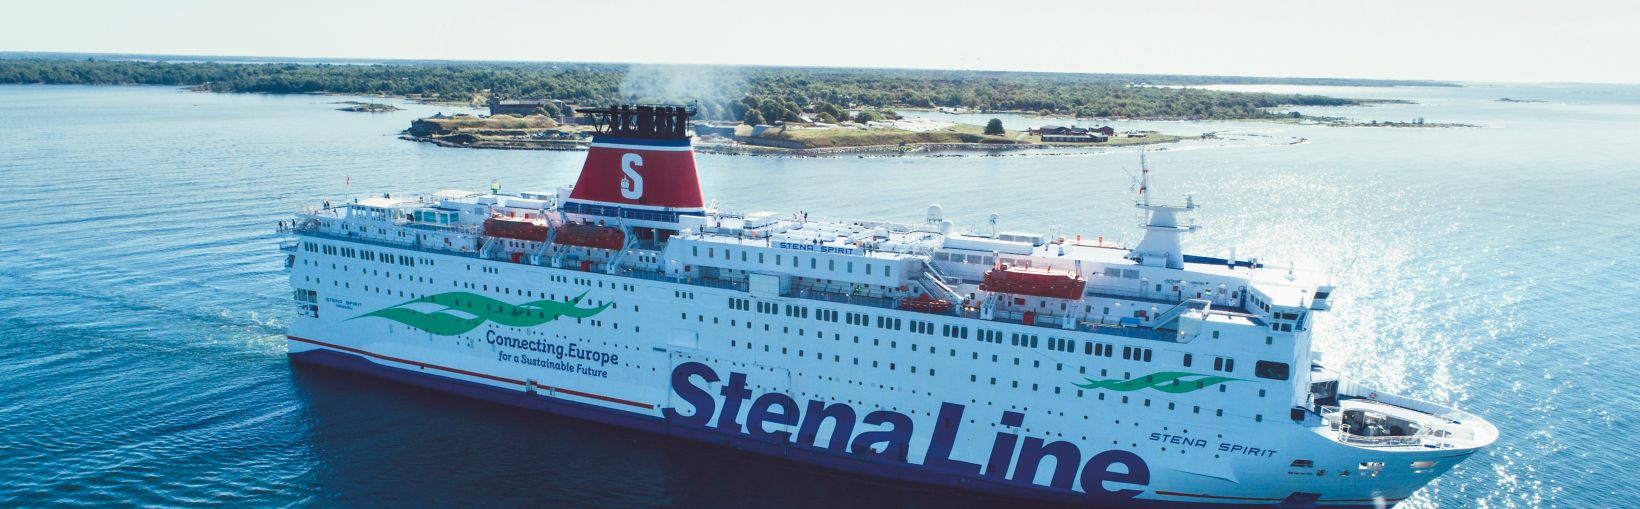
280, 104, 1496, 507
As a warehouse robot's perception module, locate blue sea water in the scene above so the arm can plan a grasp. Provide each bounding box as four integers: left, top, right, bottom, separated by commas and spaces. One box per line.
1, 83, 1637, 508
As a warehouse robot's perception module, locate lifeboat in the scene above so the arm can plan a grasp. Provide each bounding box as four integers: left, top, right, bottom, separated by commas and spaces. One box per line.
556, 222, 625, 250
484, 216, 549, 242
899, 293, 952, 314
980, 264, 1085, 300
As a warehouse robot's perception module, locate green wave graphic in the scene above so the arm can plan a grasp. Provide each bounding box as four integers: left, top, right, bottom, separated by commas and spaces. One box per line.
350, 291, 611, 336
1072, 371, 1239, 394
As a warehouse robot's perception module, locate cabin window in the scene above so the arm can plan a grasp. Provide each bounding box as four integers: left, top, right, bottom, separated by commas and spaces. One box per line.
1182, 353, 1193, 367
866, 264, 872, 275
884, 265, 891, 277
1255, 361, 1290, 381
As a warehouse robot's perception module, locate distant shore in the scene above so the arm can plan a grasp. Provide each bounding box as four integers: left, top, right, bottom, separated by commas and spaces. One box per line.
399, 113, 1191, 157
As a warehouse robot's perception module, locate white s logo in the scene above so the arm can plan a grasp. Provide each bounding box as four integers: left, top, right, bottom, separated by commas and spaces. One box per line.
620, 153, 644, 200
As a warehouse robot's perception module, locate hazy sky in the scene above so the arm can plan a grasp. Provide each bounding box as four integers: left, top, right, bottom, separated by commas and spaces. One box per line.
4, 0, 1637, 84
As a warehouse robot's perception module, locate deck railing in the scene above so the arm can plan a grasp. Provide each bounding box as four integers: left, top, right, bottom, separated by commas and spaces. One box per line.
287, 225, 1211, 344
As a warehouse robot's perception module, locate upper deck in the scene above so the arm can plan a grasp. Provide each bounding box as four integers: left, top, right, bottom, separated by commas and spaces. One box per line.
281, 183, 1333, 353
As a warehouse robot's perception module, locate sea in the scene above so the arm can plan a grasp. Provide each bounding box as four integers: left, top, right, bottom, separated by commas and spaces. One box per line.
1, 82, 1636, 508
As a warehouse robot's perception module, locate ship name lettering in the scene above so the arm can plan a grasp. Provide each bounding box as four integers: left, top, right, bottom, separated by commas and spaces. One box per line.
664, 362, 1150, 498
1148, 433, 1208, 448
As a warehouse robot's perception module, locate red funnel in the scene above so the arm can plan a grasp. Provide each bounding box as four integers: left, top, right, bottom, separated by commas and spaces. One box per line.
567, 135, 704, 212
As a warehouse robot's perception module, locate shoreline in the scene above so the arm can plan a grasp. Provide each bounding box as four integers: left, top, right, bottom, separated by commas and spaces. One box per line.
398, 133, 1195, 158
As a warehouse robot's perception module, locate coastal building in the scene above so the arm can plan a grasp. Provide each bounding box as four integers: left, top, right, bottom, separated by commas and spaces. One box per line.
488, 98, 552, 116
1041, 133, 1108, 143
692, 123, 737, 138
1034, 125, 1116, 138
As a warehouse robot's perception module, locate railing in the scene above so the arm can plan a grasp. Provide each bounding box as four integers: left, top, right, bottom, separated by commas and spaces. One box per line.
792, 286, 896, 310
1336, 433, 1429, 448
1317, 405, 1460, 449
296, 229, 484, 260
917, 263, 965, 304
1149, 299, 1211, 329
292, 227, 1212, 344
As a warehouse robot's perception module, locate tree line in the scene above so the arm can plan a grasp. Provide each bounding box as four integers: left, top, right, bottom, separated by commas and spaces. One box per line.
0, 58, 1432, 121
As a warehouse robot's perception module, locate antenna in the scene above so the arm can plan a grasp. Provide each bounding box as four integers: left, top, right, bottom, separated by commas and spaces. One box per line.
1127, 150, 1200, 270
1139, 150, 1151, 207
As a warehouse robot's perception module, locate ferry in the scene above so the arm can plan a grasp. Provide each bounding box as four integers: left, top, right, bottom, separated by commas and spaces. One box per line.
280, 105, 1496, 507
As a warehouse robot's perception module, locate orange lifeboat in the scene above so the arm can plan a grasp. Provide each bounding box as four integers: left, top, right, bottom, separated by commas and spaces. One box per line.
899, 293, 953, 314
980, 264, 1085, 300
484, 216, 549, 242
556, 222, 625, 250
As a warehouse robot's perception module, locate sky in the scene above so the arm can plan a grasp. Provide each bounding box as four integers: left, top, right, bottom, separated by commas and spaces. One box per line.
3, 0, 1637, 84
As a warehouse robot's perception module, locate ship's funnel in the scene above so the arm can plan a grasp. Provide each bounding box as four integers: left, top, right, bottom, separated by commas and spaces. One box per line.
564, 105, 704, 221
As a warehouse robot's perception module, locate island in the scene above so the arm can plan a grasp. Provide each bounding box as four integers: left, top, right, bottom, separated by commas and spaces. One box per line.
404, 114, 584, 150
0, 58, 1455, 123
0, 57, 1470, 149
334, 101, 402, 113
402, 111, 1184, 156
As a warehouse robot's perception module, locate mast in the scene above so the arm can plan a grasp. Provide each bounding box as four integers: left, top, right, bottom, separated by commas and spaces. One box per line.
1128, 152, 1198, 269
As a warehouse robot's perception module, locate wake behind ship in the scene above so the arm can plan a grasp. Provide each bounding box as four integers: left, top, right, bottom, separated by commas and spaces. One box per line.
279, 105, 1495, 507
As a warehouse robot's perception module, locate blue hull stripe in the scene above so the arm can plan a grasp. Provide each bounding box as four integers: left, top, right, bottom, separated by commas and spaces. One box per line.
288, 346, 1396, 509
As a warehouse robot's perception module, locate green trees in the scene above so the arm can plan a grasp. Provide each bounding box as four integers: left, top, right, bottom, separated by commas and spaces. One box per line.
742, 108, 765, 125
984, 118, 1005, 135
535, 102, 562, 118
0, 59, 1401, 121
812, 101, 849, 123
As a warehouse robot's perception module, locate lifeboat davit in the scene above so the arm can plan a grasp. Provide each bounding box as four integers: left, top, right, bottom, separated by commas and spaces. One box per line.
899, 293, 952, 314
484, 216, 549, 242
980, 264, 1085, 300
556, 222, 625, 250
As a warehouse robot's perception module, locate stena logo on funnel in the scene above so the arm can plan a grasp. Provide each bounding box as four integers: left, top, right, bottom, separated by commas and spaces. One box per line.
620, 153, 644, 199
567, 138, 704, 211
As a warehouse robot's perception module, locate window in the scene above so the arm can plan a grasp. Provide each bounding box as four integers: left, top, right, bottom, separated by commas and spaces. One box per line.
1182, 353, 1193, 367
1255, 361, 1290, 381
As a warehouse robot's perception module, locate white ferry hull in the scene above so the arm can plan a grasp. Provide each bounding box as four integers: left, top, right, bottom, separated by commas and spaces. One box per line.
286, 251, 1466, 508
